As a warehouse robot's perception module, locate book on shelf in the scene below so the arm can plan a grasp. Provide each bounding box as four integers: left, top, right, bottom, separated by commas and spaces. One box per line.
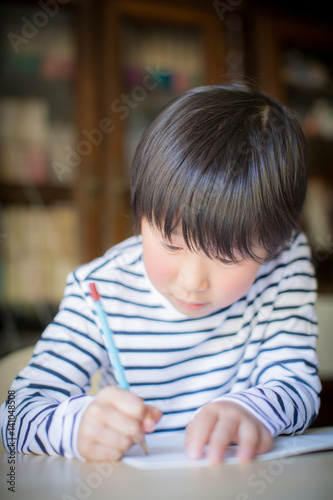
0, 98, 49, 185
0, 97, 76, 186
1, 7, 76, 81
0, 204, 79, 305
122, 23, 205, 167
122, 22, 205, 92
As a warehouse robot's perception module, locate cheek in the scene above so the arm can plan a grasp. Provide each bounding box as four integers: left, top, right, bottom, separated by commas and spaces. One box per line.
143, 245, 175, 292
214, 264, 260, 304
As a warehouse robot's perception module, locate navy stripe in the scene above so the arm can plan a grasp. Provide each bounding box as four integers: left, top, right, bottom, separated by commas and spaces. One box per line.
272, 389, 285, 412
129, 361, 241, 386
61, 292, 85, 302
32, 351, 90, 380
261, 331, 318, 345
114, 268, 144, 278
144, 379, 238, 401
260, 345, 316, 354
228, 394, 280, 433
38, 338, 102, 368
96, 295, 164, 309
278, 288, 316, 296
254, 256, 312, 286
121, 338, 246, 358
89, 278, 151, 293
35, 434, 48, 454
29, 363, 85, 393
45, 411, 59, 455
279, 380, 308, 432
27, 384, 71, 396
153, 426, 186, 433
61, 307, 95, 325
21, 404, 56, 452
255, 359, 317, 382
247, 392, 288, 426
257, 314, 317, 327
51, 321, 104, 350
273, 301, 316, 311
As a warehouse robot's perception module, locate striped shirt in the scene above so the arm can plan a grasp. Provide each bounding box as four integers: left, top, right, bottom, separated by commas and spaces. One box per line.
0, 232, 321, 459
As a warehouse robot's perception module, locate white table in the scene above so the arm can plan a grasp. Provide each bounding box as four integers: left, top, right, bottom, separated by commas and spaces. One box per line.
1, 449, 333, 500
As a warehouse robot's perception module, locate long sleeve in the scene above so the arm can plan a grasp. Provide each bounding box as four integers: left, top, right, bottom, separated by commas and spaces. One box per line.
0, 270, 108, 458
212, 243, 321, 436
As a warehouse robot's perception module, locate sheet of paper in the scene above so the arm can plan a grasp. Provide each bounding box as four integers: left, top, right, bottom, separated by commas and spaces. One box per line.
122, 427, 333, 469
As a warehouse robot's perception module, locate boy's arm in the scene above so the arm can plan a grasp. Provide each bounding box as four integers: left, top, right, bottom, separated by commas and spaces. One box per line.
0, 271, 106, 459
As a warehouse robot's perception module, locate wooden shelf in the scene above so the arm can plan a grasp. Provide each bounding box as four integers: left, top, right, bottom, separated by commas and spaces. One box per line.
0, 183, 73, 205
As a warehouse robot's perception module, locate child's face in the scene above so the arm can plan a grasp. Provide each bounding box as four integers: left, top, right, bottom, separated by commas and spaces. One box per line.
141, 219, 266, 318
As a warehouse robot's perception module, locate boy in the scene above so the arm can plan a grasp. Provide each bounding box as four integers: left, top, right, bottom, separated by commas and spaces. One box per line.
0, 85, 320, 464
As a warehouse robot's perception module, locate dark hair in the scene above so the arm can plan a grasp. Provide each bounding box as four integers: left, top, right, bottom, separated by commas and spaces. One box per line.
131, 84, 307, 262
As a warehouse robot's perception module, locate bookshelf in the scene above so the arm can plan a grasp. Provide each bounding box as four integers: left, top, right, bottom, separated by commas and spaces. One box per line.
0, 1, 79, 355
251, 10, 333, 294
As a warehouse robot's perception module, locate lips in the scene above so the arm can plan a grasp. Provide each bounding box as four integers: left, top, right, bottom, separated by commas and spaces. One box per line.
175, 298, 208, 311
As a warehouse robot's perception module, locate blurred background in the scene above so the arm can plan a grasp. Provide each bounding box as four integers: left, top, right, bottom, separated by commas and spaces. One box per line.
0, 0, 332, 425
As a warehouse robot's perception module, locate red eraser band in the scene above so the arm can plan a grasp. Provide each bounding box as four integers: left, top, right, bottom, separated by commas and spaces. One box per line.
89, 283, 100, 301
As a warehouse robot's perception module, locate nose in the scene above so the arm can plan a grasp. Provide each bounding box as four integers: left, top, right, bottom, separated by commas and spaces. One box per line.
176, 254, 209, 293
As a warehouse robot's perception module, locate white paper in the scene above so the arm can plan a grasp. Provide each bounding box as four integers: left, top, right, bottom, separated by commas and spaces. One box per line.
122, 427, 333, 469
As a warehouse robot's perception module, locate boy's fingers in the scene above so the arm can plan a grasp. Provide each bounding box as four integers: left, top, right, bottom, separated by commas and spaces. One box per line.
97, 386, 146, 419
237, 419, 261, 462
94, 405, 145, 440
142, 406, 162, 432
207, 418, 236, 464
185, 410, 217, 460
95, 424, 133, 451
257, 425, 273, 456
78, 420, 125, 461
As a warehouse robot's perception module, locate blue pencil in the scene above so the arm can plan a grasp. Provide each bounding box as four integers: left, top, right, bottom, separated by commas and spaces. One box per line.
89, 282, 148, 455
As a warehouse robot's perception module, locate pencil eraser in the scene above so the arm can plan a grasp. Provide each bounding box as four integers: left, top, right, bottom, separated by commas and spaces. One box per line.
89, 283, 100, 301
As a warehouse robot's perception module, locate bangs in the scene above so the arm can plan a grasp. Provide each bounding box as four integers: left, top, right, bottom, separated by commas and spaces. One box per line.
138, 136, 271, 264
142, 164, 270, 264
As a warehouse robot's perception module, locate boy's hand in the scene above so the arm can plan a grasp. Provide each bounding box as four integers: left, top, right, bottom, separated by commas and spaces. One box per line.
185, 400, 273, 464
77, 386, 162, 461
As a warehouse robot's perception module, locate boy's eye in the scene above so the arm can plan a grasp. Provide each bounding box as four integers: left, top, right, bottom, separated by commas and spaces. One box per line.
161, 241, 182, 252
216, 256, 239, 266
